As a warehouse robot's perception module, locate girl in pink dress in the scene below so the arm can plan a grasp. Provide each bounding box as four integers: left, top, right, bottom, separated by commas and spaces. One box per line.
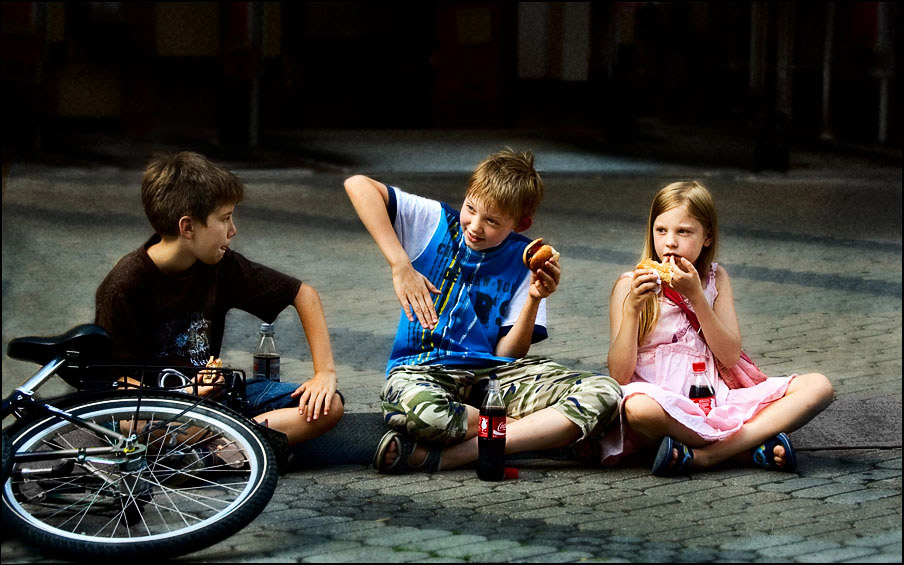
601, 181, 834, 475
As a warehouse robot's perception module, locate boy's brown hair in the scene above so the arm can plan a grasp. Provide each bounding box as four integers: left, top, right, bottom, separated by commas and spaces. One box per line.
466, 148, 544, 222
141, 151, 244, 237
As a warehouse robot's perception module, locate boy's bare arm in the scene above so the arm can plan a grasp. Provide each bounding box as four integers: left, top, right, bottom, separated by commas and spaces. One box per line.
344, 175, 439, 330
494, 295, 542, 358
290, 283, 338, 421
495, 257, 561, 358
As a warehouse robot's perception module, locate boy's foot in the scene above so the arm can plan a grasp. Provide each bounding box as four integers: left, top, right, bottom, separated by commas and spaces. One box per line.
373, 430, 442, 474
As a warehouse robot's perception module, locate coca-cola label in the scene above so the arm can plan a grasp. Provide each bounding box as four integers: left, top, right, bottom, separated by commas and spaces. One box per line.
478, 415, 506, 439
693, 396, 714, 416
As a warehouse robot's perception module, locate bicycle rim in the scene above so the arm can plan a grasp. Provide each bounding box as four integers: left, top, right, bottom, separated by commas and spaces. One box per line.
2, 391, 277, 559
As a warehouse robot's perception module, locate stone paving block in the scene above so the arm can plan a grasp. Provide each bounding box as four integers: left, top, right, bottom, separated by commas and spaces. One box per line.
833, 468, 903, 485
756, 477, 833, 493
844, 529, 902, 547
722, 534, 804, 552
303, 547, 430, 562
400, 534, 487, 552
362, 527, 450, 548
273, 539, 363, 560
845, 555, 903, 563
477, 544, 564, 562
795, 546, 878, 562
518, 550, 597, 562
333, 525, 425, 542
852, 514, 904, 533
789, 482, 867, 499
758, 539, 842, 559
546, 510, 617, 528
433, 539, 522, 559
826, 488, 899, 504
304, 518, 387, 537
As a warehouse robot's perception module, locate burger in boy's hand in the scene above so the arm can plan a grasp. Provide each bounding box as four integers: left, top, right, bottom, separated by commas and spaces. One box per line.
523, 238, 560, 272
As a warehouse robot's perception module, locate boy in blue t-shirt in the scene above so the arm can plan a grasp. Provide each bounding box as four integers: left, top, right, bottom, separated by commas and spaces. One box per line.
346, 148, 621, 473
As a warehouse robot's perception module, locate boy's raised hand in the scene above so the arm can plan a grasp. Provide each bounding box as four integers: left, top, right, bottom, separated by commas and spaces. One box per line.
392, 262, 440, 330
530, 256, 561, 299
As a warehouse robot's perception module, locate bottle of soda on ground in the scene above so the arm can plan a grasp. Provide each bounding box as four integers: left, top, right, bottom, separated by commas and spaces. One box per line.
477, 375, 506, 481
688, 361, 715, 415
253, 323, 280, 382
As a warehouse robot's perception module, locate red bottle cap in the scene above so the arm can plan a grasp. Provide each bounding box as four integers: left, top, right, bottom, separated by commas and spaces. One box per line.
692, 362, 706, 372
503, 467, 519, 480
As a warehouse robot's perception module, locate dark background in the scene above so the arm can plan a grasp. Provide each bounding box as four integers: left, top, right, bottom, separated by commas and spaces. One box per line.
2, 1, 900, 171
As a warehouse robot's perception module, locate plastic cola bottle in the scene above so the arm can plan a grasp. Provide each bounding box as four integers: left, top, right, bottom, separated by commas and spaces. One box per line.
689, 361, 715, 415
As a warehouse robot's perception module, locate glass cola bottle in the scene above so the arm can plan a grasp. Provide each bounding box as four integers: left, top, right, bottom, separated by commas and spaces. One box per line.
253, 323, 280, 382
477, 375, 506, 481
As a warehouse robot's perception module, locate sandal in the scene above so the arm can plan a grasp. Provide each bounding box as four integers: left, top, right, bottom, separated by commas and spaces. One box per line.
651, 436, 694, 477
752, 432, 797, 472
373, 430, 442, 474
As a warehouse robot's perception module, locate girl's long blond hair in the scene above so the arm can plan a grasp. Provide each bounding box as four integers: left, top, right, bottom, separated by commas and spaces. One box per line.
636, 181, 719, 345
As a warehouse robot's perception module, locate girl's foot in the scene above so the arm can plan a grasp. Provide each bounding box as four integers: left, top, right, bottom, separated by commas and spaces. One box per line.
751, 432, 797, 472
651, 436, 694, 476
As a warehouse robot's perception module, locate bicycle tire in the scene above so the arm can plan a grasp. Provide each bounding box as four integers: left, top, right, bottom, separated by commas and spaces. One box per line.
2, 390, 278, 559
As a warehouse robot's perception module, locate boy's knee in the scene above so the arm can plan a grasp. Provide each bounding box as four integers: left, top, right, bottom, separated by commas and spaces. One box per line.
384, 402, 468, 445
325, 395, 345, 425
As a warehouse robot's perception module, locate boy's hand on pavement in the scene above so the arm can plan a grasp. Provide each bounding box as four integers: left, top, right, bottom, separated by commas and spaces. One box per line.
292, 371, 337, 422
392, 263, 440, 330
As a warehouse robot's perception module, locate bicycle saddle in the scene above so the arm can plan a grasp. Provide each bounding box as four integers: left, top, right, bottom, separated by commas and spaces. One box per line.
7, 324, 111, 366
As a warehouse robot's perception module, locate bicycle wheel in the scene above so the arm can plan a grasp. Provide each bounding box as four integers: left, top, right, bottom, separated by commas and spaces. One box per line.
2, 391, 278, 559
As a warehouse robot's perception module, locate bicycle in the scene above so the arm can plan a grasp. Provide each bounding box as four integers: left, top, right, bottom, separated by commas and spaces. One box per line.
2, 324, 280, 559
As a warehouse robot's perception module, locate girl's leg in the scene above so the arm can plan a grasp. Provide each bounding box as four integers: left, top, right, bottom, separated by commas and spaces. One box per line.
624, 373, 833, 470
692, 372, 834, 469
623, 393, 712, 449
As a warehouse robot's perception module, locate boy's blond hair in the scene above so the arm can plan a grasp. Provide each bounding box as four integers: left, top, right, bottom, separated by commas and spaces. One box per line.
466, 148, 544, 222
141, 151, 244, 237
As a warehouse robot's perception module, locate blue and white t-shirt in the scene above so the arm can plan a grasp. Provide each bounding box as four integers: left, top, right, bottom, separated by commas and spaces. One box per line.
386, 186, 547, 374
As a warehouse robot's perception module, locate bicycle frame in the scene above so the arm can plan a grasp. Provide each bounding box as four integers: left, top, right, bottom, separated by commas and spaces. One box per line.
3, 355, 248, 465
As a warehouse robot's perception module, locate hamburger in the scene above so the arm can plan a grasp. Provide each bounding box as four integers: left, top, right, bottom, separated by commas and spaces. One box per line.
637, 258, 673, 285
523, 238, 560, 271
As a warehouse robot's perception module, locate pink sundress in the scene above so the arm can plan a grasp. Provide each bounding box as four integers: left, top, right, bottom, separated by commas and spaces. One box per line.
598, 263, 795, 465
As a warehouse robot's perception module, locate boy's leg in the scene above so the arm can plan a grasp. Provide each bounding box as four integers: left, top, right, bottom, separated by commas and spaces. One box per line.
245, 378, 344, 446
495, 357, 622, 440
380, 365, 478, 445
389, 358, 622, 471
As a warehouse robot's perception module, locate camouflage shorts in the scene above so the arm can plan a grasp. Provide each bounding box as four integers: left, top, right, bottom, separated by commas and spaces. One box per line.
381, 357, 622, 445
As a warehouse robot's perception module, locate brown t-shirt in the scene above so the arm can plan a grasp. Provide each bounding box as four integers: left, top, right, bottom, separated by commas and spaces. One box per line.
95, 235, 302, 367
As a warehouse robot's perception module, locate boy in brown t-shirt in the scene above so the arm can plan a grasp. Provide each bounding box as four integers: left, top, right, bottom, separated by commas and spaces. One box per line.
95, 151, 343, 446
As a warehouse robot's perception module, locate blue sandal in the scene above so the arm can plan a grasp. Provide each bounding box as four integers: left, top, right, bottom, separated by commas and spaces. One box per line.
752, 432, 797, 472
651, 436, 694, 477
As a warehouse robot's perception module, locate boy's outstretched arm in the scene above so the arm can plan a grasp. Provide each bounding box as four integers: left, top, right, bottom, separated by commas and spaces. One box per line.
290, 283, 338, 421
344, 175, 439, 330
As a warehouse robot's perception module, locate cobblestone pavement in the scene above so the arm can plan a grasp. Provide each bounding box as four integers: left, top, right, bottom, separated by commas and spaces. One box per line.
2, 131, 901, 562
